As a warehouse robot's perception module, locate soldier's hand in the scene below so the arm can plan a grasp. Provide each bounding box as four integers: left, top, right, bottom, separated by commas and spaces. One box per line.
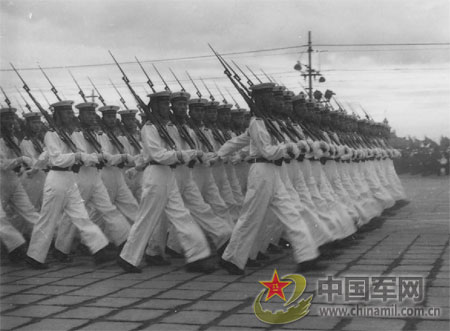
74, 152, 82, 162
26, 168, 39, 178
196, 150, 204, 159
21, 156, 33, 167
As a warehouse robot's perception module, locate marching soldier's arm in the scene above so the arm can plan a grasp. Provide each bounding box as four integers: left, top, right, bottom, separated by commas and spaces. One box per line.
44, 131, 78, 167
141, 124, 182, 165
97, 133, 128, 166
19, 139, 49, 170
249, 118, 290, 161
217, 130, 250, 158
70, 131, 99, 166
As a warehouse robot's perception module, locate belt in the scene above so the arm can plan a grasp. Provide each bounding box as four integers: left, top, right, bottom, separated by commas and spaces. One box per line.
148, 161, 177, 169
49, 166, 71, 171
247, 157, 272, 164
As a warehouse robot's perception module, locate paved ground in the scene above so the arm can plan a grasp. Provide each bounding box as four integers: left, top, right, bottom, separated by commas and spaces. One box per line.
1, 174, 449, 331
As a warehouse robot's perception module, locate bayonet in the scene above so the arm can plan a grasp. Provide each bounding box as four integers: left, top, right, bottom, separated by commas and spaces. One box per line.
214, 82, 227, 104
246, 65, 263, 84
0, 86, 12, 107
231, 60, 254, 87
68, 70, 87, 102
169, 68, 186, 92
39, 65, 62, 101
87, 77, 106, 106
261, 69, 273, 82
15, 87, 32, 111
152, 64, 171, 92
225, 87, 240, 109
186, 71, 202, 98
135, 57, 156, 93
200, 78, 215, 101
110, 79, 129, 109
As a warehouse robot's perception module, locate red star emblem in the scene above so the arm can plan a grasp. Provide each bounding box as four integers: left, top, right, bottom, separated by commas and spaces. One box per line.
259, 269, 292, 301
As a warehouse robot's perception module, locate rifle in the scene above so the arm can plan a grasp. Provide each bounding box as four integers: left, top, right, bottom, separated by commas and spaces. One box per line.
246, 65, 263, 84
117, 120, 142, 152
1, 86, 12, 107
11, 64, 79, 152
224, 87, 240, 109
261, 69, 273, 83
109, 51, 177, 151
208, 45, 286, 145
152, 64, 171, 92
200, 78, 215, 101
153, 67, 200, 165
214, 82, 228, 104
186, 71, 202, 98
39, 66, 62, 101
86, 77, 126, 154
68, 70, 87, 103
178, 71, 215, 152
110, 79, 129, 110
169, 68, 186, 92
135, 57, 156, 93
87, 77, 106, 106
11, 63, 82, 171
15, 87, 32, 112
231, 60, 254, 89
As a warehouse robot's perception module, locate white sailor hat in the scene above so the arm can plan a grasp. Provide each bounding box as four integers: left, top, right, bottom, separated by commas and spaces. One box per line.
204, 101, 220, 108
75, 102, 98, 111
230, 108, 246, 115
98, 105, 120, 114
188, 98, 209, 106
249, 82, 276, 93
292, 93, 306, 103
51, 100, 74, 111
148, 91, 171, 101
170, 91, 191, 102
272, 85, 286, 96
217, 104, 233, 112
118, 109, 138, 117
23, 112, 42, 120
0, 107, 17, 115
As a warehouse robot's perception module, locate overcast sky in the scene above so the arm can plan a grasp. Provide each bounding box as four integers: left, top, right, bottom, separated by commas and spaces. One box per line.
1, 0, 449, 140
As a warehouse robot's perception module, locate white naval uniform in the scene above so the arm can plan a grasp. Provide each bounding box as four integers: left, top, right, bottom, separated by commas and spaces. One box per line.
0, 137, 38, 252
221, 117, 318, 270
202, 126, 241, 221
119, 122, 211, 267
146, 122, 232, 256
98, 132, 138, 223
26, 131, 109, 263
19, 138, 47, 210
55, 131, 131, 253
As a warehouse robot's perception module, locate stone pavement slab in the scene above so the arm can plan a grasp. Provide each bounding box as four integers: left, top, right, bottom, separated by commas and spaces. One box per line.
0, 175, 449, 331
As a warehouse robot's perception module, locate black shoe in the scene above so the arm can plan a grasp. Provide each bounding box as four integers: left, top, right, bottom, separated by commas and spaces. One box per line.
256, 252, 270, 261
267, 243, 283, 254
186, 257, 217, 274
219, 258, 244, 275
25, 255, 49, 269
382, 210, 396, 217
246, 259, 262, 267
145, 254, 171, 266
117, 256, 142, 273
93, 247, 114, 265
8, 244, 26, 263
278, 238, 291, 249
165, 247, 183, 259
52, 249, 73, 263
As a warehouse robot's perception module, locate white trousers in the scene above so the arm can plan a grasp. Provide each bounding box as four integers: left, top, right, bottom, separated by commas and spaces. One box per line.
27, 171, 108, 263
222, 163, 319, 270
120, 165, 211, 266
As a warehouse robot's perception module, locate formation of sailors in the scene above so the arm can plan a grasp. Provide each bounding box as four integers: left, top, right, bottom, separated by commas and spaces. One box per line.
0, 80, 409, 275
